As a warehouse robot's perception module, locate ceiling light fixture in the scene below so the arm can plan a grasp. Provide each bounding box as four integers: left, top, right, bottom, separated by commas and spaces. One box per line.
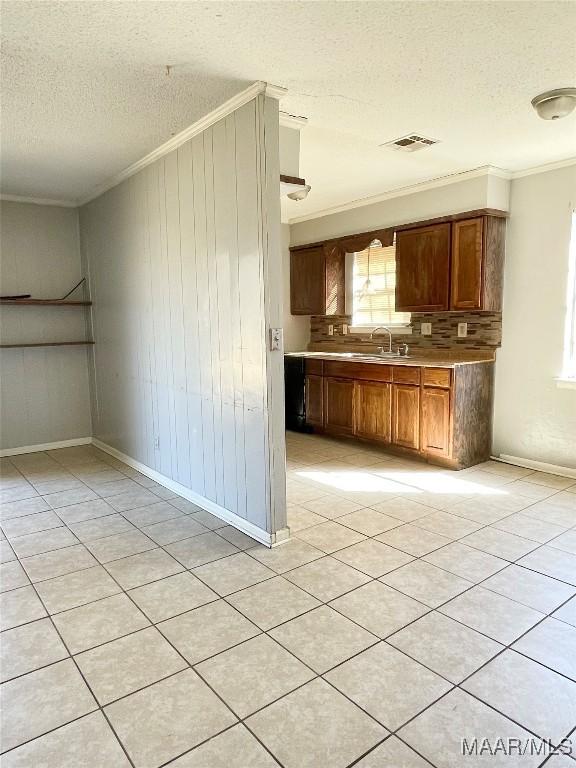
531, 88, 576, 120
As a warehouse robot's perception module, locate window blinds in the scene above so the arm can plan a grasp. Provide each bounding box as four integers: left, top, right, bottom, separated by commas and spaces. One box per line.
352, 242, 411, 326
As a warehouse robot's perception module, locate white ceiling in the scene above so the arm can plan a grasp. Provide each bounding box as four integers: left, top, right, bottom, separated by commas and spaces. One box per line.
2, 1, 575, 218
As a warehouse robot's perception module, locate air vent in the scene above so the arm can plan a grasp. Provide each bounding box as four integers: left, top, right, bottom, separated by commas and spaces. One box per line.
381, 134, 439, 152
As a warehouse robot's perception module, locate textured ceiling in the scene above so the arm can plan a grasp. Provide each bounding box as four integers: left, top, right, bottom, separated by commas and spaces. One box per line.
2, 1, 575, 215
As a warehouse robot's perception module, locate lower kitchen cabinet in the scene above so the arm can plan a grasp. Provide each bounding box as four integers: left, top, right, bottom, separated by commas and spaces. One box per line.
305, 375, 324, 427
391, 384, 420, 450
324, 377, 354, 436
421, 387, 451, 457
354, 381, 391, 443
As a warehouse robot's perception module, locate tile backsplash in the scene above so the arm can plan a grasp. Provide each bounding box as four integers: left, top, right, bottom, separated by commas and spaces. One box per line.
309, 312, 502, 352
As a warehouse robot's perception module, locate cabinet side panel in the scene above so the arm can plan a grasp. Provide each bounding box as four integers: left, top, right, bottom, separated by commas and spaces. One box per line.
452, 363, 494, 467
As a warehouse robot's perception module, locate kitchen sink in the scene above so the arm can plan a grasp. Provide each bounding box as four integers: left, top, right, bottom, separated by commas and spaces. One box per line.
287, 351, 411, 361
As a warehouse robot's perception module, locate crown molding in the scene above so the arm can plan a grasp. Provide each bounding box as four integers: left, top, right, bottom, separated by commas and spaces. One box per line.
79, 80, 283, 206
511, 156, 576, 179
288, 166, 508, 224
265, 83, 288, 100
0, 193, 77, 208
279, 112, 308, 130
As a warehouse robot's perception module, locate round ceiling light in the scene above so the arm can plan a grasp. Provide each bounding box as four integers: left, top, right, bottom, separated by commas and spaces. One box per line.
531, 88, 576, 120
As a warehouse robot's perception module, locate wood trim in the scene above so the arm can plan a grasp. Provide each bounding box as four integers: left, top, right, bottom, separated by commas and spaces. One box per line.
280, 174, 306, 186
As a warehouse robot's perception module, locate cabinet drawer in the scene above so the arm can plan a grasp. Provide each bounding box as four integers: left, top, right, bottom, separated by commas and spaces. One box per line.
392, 366, 421, 385
422, 368, 452, 389
324, 361, 392, 382
305, 359, 324, 376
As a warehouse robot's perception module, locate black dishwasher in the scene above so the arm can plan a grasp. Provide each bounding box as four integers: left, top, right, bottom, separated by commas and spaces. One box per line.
284, 356, 313, 432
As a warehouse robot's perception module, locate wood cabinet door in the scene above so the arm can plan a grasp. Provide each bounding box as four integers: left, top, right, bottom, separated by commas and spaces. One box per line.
451, 218, 483, 310
392, 384, 420, 450
290, 246, 325, 315
395, 223, 451, 311
354, 381, 391, 443
422, 387, 451, 458
305, 375, 324, 427
324, 377, 354, 435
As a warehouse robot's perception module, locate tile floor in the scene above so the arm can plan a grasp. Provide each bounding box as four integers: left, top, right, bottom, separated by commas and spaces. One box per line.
1, 434, 575, 767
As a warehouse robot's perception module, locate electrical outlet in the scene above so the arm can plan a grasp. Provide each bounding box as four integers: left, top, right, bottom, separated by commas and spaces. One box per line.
328, 324, 334, 336
458, 322, 468, 338
421, 322, 432, 336
341, 324, 348, 335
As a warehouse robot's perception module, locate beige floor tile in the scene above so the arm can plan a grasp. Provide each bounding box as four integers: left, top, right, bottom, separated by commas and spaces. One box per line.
105, 669, 236, 767
43, 486, 98, 509
165, 531, 238, 567
9, 527, 79, 559
0, 711, 132, 768
376, 524, 452, 556
331, 581, 428, 638
0, 659, 97, 752
414, 511, 482, 539
370, 497, 434, 522
0, 496, 49, 521
227, 575, 320, 630
513, 618, 576, 680
296, 520, 367, 553
0, 560, 30, 591
122, 501, 184, 528
95, 478, 142, 498
197, 634, 314, 718
284, 555, 371, 602
326, 641, 451, 730
554, 596, 576, 627
492, 512, 568, 543
55, 498, 117, 525
53, 592, 150, 653
85, 530, 156, 564
106, 488, 160, 512
337, 508, 404, 536
522, 495, 576, 529
439, 586, 544, 644
20, 543, 98, 582
0, 618, 68, 683
286, 504, 325, 531
3, 510, 63, 538
35, 564, 121, 614
188, 509, 227, 529
105, 547, 184, 589
142, 515, 208, 545
380, 560, 473, 608
158, 599, 260, 664
423, 542, 508, 582
170, 724, 278, 767
398, 688, 541, 768
193, 552, 274, 596
388, 611, 503, 683
517, 546, 576, 586
463, 651, 576, 744
300, 494, 366, 519
246, 678, 387, 768
527, 472, 575, 490
333, 539, 414, 577
169, 497, 204, 515
270, 605, 377, 673
247, 538, 324, 573
67, 513, 135, 542
33, 477, 85, 496
215, 526, 259, 550
0, 539, 16, 562
482, 564, 576, 613
128, 571, 218, 623
0, 484, 38, 504
549, 528, 576, 555
76, 626, 187, 705
460, 527, 539, 561
354, 736, 431, 768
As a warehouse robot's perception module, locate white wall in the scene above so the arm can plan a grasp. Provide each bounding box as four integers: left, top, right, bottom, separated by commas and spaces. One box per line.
282, 224, 310, 352
0, 202, 92, 451
80, 95, 287, 542
493, 164, 576, 470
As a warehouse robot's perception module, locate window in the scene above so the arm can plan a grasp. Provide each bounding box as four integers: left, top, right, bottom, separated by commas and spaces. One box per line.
350, 239, 411, 327
561, 210, 576, 381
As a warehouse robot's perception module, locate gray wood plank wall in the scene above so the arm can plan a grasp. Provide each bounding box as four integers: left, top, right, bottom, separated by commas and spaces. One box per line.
80, 95, 287, 539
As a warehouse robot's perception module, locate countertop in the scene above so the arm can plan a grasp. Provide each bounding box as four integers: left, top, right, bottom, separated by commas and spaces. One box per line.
285, 351, 495, 369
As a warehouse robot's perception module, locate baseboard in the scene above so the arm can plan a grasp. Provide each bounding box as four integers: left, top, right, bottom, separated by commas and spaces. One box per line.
92, 439, 288, 547
494, 454, 576, 480
0, 437, 92, 458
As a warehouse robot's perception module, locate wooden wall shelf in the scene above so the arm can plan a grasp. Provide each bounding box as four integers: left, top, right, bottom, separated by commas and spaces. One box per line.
0, 341, 95, 349
0, 299, 92, 306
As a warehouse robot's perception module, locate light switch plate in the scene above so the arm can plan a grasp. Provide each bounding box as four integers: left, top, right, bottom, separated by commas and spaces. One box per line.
421, 322, 432, 336
328, 324, 334, 336
342, 324, 348, 335
270, 328, 283, 351
458, 322, 468, 338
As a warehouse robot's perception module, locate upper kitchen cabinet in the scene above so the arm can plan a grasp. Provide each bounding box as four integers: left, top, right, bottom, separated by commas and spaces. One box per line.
395, 213, 506, 313
395, 223, 451, 311
290, 244, 345, 315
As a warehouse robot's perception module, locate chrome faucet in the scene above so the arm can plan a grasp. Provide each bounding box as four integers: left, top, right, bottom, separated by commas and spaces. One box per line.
369, 326, 393, 354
